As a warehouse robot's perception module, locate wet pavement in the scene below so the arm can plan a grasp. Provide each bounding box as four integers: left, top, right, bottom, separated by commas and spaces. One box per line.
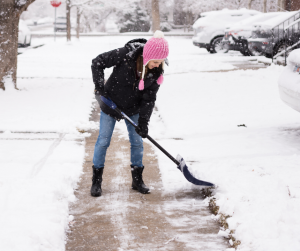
204, 58, 268, 73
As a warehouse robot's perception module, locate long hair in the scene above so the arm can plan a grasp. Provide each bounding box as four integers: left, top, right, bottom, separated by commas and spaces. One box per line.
136, 54, 163, 80
136, 54, 147, 80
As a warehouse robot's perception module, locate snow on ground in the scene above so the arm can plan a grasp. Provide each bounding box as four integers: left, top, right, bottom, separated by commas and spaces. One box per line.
1, 35, 300, 250
150, 65, 300, 250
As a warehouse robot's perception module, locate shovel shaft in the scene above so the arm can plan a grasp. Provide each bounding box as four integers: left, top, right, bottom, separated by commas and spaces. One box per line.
145, 135, 180, 166
101, 97, 180, 166
114, 107, 180, 166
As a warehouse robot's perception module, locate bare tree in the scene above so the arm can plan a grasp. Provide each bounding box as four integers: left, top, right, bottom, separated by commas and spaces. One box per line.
66, 0, 91, 41
263, 0, 267, 12
278, 0, 286, 11
66, 0, 71, 41
67, 0, 115, 40
0, 0, 36, 90
76, 7, 82, 39
152, 0, 160, 32
248, 0, 254, 9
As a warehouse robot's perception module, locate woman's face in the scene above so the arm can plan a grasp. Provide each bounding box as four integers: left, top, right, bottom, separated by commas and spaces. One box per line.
147, 59, 164, 69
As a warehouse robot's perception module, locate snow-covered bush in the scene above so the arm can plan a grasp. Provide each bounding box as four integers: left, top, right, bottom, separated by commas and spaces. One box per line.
160, 22, 172, 32
117, 1, 150, 32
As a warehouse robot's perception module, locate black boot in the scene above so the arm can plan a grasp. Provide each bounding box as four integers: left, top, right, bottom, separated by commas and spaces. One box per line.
91, 166, 104, 197
131, 165, 150, 194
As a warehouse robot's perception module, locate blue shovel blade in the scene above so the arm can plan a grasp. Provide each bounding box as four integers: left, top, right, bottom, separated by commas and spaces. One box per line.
176, 155, 215, 187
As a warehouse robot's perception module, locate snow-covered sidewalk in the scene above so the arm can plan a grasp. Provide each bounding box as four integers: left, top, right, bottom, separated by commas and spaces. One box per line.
1, 36, 300, 251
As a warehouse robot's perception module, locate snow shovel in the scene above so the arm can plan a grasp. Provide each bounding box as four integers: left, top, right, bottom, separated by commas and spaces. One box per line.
100, 96, 215, 187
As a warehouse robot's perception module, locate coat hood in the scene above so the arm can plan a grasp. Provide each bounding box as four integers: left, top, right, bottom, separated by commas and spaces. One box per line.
125, 38, 147, 60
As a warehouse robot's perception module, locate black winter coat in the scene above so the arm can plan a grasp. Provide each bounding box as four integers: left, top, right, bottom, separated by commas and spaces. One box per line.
91, 38, 163, 123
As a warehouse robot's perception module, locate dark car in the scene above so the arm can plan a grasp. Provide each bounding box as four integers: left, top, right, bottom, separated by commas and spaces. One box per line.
222, 12, 283, 56
247, 11, 299, 58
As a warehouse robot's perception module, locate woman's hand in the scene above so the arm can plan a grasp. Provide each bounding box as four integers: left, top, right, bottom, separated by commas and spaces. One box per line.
135, 118, 148, 138
94, 88, 108, 97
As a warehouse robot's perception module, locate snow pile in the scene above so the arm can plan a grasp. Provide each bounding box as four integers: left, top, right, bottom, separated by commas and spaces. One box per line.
0, 137, 84, 250
151, 64, 300, 250
0, 37, 100, 251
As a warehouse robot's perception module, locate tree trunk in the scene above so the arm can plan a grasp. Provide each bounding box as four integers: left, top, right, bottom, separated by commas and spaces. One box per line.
281, 0, 286, 11
248, 0, 253, 9
263, 0, 267, 12
76, 7, 81, 39
152, 0, 160, 33
0, 0, 35, 90
263, 0, 267, 13
66, 0, 71, 41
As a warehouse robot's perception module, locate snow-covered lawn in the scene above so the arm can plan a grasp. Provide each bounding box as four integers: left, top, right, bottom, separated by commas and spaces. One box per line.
1, 36, 300, 251
151, 66, 300, 251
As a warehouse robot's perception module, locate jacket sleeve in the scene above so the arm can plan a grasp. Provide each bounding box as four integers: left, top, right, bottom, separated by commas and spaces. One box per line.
91, 47, 128, 90
139, 83, 160, 124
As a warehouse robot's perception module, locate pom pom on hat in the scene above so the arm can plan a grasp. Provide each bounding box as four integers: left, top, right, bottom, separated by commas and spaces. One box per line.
153, 30, 165, 38
157, 74, 163, 85
139, 79, 144, 90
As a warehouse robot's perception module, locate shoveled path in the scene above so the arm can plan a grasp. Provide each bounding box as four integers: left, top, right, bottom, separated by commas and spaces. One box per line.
66, 102, 228, 251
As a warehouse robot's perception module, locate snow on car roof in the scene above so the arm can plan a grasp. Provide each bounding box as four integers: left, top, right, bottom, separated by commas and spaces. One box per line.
228, 12, 284, 31
193, 8, 261, 29
201, 8, 260, 17
254, 11, 299, 29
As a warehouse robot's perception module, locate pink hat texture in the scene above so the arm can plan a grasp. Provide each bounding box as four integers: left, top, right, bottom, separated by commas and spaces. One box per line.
139, 30, 169, 90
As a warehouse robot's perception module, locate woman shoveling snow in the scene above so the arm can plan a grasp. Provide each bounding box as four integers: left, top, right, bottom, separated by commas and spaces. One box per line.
90, 30, 169, 197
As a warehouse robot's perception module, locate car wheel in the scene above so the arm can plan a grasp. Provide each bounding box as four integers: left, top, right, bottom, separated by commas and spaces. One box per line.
210, 37, 228, 54
26, 36, 31, 47
273, 41, 291, 58
248, 45, 263, 56
241, 49, 252, 56
23, 36, 27, 47
265, 53, 273, 58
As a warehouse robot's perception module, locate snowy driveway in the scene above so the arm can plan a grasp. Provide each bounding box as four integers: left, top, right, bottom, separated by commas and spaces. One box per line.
1, 36, 300, 251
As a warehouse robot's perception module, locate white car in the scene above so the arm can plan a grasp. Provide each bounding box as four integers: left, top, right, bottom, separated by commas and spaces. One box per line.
278, 49, 300, 113
18, 19, 31, 47
222, 12, 284, 55
192, 8, 260, 53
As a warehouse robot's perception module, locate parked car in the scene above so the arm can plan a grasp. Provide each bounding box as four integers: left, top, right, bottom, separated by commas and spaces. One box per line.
18, 19, 31, 47
192, 8, 260, 53
247, 11, 298, 58
278, 48, 300, 113
222, 12, 283, 56
54, 17, 67, 32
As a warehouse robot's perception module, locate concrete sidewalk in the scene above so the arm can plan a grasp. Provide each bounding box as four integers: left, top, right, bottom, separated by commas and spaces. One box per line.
66, 103, 228, 250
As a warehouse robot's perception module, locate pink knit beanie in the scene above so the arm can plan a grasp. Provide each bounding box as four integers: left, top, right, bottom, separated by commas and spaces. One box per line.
139, 30, 169, 90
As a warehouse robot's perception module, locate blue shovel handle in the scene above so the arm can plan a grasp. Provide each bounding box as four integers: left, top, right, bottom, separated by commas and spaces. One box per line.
100, 96, 138, 127
100, 96, 117, 110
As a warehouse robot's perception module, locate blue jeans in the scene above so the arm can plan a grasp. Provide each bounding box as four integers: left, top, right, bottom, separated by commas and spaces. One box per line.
93, 111, 144, 169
